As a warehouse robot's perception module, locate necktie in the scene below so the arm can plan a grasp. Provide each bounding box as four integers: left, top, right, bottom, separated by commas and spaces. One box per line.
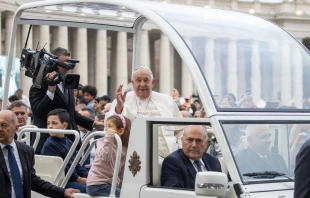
5, 145, 24, 198
64, 88, 69, 102
194, 160, 203, 172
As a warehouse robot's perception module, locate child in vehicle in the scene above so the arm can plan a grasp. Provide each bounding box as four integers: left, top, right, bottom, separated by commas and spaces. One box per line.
41, 109, 88, 193
86, 115, 131, 197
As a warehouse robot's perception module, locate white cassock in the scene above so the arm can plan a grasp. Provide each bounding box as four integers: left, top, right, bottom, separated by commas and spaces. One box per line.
108, 91, 183, 158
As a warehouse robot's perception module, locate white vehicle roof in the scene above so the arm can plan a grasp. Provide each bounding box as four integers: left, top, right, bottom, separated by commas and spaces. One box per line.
4, 0, 310, 117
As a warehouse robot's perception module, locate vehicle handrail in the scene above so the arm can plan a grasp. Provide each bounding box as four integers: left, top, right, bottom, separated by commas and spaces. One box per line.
17, 125, 38, 145
19, 128, 80, 186
61, 131, 123, 198
79, 139, 99, 166
61, 131, 105, 188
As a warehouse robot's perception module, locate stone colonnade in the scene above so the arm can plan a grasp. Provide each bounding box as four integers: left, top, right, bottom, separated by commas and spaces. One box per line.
202, 38, 303, 108
0, 11, 304, 108
1, 12, 194, 99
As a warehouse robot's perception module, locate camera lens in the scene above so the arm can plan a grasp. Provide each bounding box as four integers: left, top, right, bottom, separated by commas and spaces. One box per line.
65, 75, 74, 85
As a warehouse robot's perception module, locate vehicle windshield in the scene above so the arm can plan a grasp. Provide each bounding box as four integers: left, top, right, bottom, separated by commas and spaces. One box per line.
222, 123, 309, 183
144, 2, 310, 111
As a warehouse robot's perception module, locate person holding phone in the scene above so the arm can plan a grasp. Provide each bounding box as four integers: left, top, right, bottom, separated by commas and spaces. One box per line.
237, 90, 256, 108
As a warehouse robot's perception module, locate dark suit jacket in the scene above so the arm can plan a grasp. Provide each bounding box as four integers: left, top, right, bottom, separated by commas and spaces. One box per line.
161, 149, 221, 189
0, 141, 65, 198
294, 140, 310, 198
235, 148, 287, 176
29, 82, 94, 153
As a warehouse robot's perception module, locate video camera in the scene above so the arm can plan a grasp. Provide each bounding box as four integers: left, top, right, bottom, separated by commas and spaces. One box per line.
19, 25, 80, 89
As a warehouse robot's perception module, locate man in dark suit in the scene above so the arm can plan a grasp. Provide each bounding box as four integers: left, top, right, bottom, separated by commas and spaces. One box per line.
235, 124, 287, 176
294, 139, 310, 198
0, 110, 79, 198
29, 47, 104, 154
161, 125, 221, 189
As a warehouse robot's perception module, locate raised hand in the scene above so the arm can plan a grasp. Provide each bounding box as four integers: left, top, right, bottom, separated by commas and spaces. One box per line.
115, 85, 127, 114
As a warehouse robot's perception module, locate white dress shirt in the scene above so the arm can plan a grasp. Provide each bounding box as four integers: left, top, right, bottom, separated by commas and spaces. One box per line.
190, 158, 208, 172
46, 83, 64, 100
0, 141, 23, 198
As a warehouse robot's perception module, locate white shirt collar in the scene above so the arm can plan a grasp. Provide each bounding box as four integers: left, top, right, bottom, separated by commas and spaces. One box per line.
256, 153, 268, 159
136, 95, 151, 102
189, 158, 204, 165
0, 140, 17, 151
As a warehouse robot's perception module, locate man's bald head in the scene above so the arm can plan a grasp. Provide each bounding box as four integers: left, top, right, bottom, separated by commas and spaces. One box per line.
246, 124, 272, 156
183, 125, 208, 138
0, 110, 19, 145
0, 110, 18, 125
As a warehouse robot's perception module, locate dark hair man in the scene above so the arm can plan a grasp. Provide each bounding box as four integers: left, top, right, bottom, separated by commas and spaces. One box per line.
8, 101, 29, 140
29, 47, 104, 154
0, 110, 79, 197
161, 125, 221, 189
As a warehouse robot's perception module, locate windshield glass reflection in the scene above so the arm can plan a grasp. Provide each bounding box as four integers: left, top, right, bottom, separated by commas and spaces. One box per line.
222, 123, 309, 182
146, 3, 310, 111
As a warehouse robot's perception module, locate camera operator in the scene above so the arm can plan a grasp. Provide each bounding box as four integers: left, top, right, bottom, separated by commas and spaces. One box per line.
29, 47, 104, 154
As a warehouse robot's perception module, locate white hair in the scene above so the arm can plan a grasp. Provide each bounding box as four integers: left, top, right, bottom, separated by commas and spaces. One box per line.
132, 66, 154, 80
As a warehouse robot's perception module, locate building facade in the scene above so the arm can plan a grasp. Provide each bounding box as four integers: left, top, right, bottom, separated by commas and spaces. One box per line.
1, 0, 310, 99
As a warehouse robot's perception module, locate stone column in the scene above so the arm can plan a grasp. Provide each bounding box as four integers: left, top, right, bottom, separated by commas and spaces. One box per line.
4, 12, 14, 56
182, 39, 193, 98
116, 32, 128, 87
293, 47, 302, 108
251, 41, 261, 103
227, 40, 238, 98
140, 30, 150, 68
204, 38, 215, 93
182, 61, 193, 98
58, 26, 68, 49
20, 25, 33, 97
272, 42, 280, 101
39, 25, 50, 51
159, 33, 171, 95
75, 28, 88, 85
281, 43, 291, 106
96, 29, 108, 95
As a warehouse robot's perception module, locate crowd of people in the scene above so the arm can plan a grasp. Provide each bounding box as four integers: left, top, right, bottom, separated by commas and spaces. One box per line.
0, 46, 309, 198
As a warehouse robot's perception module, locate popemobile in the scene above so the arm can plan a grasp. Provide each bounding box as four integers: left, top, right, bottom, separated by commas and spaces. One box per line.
3, 0, 310, 197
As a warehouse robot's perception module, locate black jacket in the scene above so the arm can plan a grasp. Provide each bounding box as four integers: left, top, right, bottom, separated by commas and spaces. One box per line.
294, 140, 310, 198
29, 82, 94, 153
161, 149, 221, 189
0, 141, 65, 198
235, 148, 287, 175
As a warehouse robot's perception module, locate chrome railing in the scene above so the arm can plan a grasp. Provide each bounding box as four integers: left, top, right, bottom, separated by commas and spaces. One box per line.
18, 128, 80, 186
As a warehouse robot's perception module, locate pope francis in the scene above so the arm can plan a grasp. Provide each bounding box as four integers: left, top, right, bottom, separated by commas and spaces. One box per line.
108, 67, 183, 158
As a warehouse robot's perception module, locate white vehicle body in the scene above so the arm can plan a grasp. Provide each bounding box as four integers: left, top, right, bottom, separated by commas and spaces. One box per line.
4, 0, 310, 197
